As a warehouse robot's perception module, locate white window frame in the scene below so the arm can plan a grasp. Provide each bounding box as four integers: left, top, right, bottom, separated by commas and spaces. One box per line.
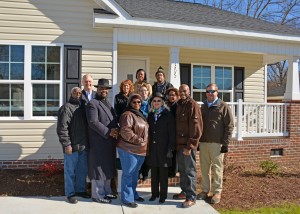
0, 42, 64, 121
191, 63, 234, 102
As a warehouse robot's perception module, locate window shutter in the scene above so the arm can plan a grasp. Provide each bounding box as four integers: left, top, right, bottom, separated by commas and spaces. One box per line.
64, 45, 82, 102
234, 67, 244, 102
180, 64, 191, 89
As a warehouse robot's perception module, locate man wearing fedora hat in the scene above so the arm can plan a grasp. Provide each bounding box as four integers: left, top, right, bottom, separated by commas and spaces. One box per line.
86, 78, 119, 204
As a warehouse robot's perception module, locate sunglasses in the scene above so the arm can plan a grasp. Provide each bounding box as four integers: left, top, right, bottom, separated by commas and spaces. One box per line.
206, 90, 216, 94
152, 99, 162, 103
132, 101, 141, 104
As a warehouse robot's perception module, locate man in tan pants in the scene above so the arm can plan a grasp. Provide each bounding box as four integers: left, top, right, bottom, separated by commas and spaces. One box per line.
197, 83, 233, 204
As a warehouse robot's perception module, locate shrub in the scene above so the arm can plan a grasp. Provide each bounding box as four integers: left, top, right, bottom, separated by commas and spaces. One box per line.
37, 162, 63, 176
259, 159, 279, 175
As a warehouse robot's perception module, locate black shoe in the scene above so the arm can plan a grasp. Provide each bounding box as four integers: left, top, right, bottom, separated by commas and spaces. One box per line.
149, 196, 157, 201
123, 202, 138, 208
76, 192, 91, 199
92, 198, 111, 204
67, 195, 78, 204
135, 196, 144, 202
159, 198, 165, 204
105, 194, 117, 200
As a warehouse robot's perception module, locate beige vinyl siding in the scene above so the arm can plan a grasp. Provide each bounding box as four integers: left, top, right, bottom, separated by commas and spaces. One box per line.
180, 48, 265, 103
0, 0, 113, 160
0, 122, 62, 160
118, 44, 170, 85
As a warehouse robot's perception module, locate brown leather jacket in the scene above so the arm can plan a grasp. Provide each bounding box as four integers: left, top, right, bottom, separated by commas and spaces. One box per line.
175, 97, 203, 151
117, 111, 149, 156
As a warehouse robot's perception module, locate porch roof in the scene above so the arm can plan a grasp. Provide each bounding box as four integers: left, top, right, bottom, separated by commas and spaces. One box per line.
111, 0, 300, 37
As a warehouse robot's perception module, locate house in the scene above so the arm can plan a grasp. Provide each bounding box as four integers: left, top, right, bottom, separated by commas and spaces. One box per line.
1, 0, 300, 170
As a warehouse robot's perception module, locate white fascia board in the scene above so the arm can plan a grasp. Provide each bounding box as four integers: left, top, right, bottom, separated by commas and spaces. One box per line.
94, 14, 300, 43
94, 0, 131, 19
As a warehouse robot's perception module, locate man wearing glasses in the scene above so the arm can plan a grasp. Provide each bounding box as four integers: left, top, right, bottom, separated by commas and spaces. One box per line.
197, 83, 233, 204
173, 84, 203, 208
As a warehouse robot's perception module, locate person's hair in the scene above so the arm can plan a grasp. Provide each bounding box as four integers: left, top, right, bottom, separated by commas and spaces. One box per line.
155, 66, 165, 77
206, 83, 218, 91
139, 83, 150, 96
127, 93, 142, 107
167, 87, 179, 97
136, 69, 147, 82
71, 87, 81, 95
119, 79, 134, 94
82, 74, 93, 82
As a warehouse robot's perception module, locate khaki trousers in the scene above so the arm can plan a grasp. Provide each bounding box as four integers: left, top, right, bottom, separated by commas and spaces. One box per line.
199, 143, 224, 194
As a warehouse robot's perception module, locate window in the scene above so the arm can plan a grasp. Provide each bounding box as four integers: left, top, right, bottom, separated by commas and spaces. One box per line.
0, 44, 62, 119
192, 64, 233, 102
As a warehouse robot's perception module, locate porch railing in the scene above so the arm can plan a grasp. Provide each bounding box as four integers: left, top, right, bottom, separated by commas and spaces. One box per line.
198, 100, 289, 140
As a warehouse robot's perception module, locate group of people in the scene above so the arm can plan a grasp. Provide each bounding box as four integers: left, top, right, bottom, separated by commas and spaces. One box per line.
56, 66, 233, 209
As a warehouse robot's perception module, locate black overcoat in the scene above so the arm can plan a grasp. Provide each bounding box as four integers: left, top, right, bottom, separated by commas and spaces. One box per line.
147, 108, 175, 167
86, 96, 118, 180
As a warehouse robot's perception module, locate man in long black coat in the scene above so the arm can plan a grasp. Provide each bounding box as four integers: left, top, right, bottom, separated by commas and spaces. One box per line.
86, 78, 119, 204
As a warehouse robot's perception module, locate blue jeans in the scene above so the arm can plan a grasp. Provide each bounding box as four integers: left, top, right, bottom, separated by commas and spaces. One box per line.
177, 149, 197, 201
64, 150, 88, 197
118, 148, 145, 203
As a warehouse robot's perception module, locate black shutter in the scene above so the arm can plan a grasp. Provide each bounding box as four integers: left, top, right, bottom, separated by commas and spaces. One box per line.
64, 45, 82, 102
180, 63, 191, 89
234, 67, 244, 102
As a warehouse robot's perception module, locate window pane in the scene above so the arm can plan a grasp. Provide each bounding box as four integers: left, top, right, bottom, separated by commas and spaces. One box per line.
221, 92, 231, 102
193, 92, 200, 101
0, 84, 9, 99
0, 45, 9, 61
0, 84, 24, 117
33, 84, 45, 99
47, 46, 60, 62
32, 64, 45, 80
11, 45, 24, 62
224, 78, 232, 90
202, 78, 211, 89
11, 84, 24, 116
193, 78, 201, 89
33, 84, 59, 116
47, 64, 60, 80
215, 67, 223, 78
216, 78, 224, 90
32, 46, 45, 62
224, 67, 232, 78
0, 63, 9, 79
11, 63, 24, 80
202, 66, 211, 77
193, 66, 201, 76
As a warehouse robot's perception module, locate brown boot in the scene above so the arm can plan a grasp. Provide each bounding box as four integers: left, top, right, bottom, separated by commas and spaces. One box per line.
211, 193, 221, 204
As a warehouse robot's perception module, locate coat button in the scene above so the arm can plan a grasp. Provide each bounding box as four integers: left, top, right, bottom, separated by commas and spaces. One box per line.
153, 131, 156, 133
153, 141, 156, 144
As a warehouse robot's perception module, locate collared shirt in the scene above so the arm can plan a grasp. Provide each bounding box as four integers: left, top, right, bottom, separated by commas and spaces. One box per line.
207, 98, 219, 108
86, 91, 93, 101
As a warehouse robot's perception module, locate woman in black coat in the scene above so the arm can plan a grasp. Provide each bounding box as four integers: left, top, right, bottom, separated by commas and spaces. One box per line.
147, 92, 175, 204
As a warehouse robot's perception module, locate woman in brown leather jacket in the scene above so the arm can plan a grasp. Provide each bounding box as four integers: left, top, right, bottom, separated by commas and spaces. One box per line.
117, 94, 149, 208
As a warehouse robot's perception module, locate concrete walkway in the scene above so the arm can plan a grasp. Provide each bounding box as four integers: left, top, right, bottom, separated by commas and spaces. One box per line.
0, 187, 219, 214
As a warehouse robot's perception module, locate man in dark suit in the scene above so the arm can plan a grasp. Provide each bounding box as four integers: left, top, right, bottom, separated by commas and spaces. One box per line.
81, 74, 96, 104
86, 78, 119, 204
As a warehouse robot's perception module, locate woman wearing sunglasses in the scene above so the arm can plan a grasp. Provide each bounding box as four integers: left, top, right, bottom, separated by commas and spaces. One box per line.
117, 94, 149, 208
147, 92, 175, 204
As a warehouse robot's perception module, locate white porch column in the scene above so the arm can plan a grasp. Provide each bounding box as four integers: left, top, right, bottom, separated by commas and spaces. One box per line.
169, 47, 180, 88
284, 56, 300, 101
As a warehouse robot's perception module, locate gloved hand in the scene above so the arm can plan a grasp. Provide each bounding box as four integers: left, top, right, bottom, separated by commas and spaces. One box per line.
167, 149, 173, 158
220, 145, 228, 153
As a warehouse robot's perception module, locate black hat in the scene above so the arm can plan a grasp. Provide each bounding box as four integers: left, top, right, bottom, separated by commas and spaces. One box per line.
155, 66, 165, 77
150, 92, 164, 103
94, 78, 112, 89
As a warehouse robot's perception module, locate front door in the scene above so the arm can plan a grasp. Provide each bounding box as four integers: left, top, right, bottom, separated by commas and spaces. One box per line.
117, 58, 147, 87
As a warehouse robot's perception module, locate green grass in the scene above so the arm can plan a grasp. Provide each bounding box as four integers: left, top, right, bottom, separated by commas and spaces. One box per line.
218, 203, 300, 214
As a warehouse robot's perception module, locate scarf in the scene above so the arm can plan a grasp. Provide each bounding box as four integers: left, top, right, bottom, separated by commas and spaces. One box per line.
153, 106, 164, 121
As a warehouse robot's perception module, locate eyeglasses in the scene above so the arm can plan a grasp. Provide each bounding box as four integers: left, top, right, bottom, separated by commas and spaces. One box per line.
153, 99, 162, 103
132, 101, 141, 104
206, 90, 216, 94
